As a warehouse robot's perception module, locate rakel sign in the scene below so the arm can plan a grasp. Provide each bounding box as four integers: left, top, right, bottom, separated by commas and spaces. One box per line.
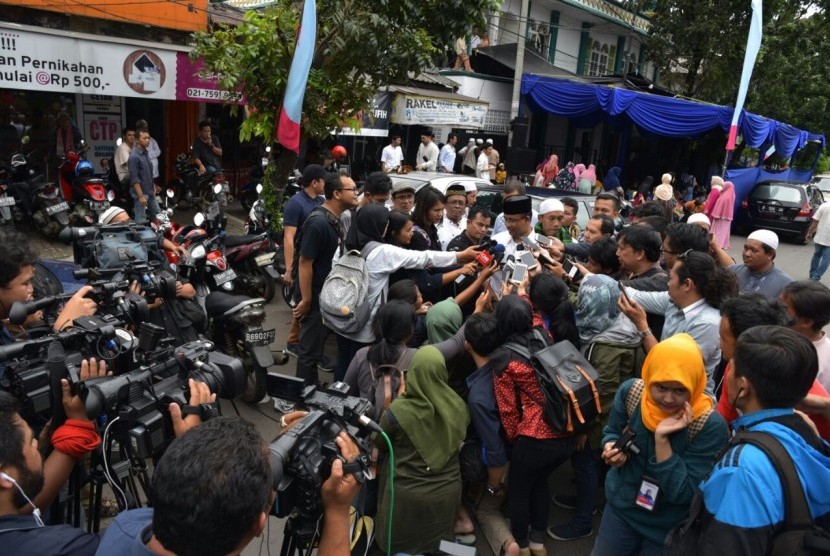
0, 28, 177, 99
390, 93, 488, 128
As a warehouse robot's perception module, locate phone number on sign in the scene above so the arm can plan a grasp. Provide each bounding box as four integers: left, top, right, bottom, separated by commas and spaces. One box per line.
185, 88, 242, 101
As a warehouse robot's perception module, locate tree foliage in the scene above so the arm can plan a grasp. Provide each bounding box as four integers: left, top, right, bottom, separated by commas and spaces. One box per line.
646, 0, 830, 140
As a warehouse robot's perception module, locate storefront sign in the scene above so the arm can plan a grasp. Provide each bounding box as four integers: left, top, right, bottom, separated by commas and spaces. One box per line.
0, 28, 177, 99
81, 95, 123, 176
176, 53, 244, 104
390, 93, 488, 128
340, 92, 391, 137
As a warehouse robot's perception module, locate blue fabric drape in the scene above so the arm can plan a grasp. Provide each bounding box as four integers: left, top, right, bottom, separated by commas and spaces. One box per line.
521, 75, 825, 158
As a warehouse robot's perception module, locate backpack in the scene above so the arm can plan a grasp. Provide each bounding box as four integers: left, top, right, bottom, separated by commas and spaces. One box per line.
665, 430, 830, 555
503, 329, 602, 433
624, 379, 715, 443
319, 241, 383, 335
290, 206, 344, 285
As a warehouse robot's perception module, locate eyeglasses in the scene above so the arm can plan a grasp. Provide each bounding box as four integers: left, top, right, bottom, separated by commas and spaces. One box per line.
660, 248, 693, 260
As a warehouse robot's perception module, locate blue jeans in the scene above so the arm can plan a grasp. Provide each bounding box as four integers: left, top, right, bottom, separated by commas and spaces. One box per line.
131, 191, 160, 223
809, 243, 830, 281
572, 442, 601, 528
590, 504, 663, 556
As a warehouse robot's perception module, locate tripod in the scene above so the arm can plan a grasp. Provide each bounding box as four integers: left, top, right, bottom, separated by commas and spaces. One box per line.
279, 511, 323, 556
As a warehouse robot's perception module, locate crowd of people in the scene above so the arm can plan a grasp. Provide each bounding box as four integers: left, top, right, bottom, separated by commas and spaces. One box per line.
283, 164, 830, 555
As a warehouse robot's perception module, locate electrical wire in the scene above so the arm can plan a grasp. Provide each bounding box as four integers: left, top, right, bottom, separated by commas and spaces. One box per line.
101, 416, 129, 510
380, 430, 394, 556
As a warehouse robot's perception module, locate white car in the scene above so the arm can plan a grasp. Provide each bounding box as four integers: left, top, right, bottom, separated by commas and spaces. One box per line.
388, 172, 492, 196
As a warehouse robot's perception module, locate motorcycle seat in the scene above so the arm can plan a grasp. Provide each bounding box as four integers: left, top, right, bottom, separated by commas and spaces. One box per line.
224, 233, 267, 247
205, 291, 265, 318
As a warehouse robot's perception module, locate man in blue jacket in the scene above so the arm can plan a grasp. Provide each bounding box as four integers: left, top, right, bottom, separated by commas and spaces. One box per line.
698, 325, 830, 554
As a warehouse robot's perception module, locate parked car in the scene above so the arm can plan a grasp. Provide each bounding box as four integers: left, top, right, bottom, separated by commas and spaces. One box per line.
387, 171, 490, 196
810, 173, 830, 201
736, 180, 824, 244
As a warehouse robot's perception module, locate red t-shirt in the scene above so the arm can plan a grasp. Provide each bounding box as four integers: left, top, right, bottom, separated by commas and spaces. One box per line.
718, 363, 830, 440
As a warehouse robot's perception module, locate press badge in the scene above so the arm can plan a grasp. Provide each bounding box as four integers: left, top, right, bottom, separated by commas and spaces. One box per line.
635, 476, 660, 512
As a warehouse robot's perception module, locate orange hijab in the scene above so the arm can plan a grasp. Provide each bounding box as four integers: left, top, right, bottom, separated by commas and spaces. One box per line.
640, 333, 713, 432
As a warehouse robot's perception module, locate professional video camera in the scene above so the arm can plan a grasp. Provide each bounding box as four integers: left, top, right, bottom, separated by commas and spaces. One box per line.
78, 339, 245, 459
60, 222, 166, 269
0, 314, 133, 423
266, 373, 375, 520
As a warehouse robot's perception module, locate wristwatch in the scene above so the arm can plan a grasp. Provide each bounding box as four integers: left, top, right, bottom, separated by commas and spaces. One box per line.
486, 484, 501, 496
637, 328, 653, 339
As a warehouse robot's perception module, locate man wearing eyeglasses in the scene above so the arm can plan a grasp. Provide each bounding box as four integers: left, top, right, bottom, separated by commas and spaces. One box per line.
438, 184, 468, 249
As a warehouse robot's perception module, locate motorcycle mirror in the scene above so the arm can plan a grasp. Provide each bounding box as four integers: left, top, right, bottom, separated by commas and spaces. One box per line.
193, 212, 205, 226
116, 137, 122, 146
80, 139, 85, 146
166, 208, 174, 215
256, 183, 263, 194
213, 183, 223, 194
190, 244, 206, 259
21, 135, 29, 145
106, 190, 115, 202
166, 188, 175, 198
265, 146, 272, 153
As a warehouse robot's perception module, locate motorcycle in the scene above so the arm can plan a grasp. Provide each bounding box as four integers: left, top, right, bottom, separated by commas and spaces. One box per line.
173, 152, 231, 210
0, 161, 15, 227
8, 148, 70, 238
58, 142, 112, 225
203, 291, 287, 403
244, 183, 286, 280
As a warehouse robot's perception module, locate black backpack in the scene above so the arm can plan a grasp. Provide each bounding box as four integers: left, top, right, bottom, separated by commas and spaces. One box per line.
503, 329, 602, 433
666, 430, 830, 555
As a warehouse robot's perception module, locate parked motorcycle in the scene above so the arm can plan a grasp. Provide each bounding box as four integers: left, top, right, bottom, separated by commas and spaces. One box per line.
0, 161, 15, 227
8, 148, 69, 238
58, 142, 112, 225
173, 152, 231, 210
244, 183, 286, 280
203, 291, 287, 403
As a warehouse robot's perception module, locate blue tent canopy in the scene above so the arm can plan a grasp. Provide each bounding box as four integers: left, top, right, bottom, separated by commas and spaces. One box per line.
521, 75, 826, 158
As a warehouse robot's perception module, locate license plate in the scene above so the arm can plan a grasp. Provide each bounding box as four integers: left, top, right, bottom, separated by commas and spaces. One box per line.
214, 268, 237, 285
46, 201, 70, 215
245, 328, 276, 345
89, 201, 109, 211
255, 252, 275, 267
0, 196, 15, 207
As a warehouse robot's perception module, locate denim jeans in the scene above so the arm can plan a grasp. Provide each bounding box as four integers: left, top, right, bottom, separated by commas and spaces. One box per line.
590, 504, 663, 556
572, 442, 601, 528
130, 191, 160, 223
809, 243, 830, 281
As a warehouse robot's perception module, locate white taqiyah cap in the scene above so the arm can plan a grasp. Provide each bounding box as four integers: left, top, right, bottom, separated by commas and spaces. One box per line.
476, 138, 484, 145
100, 206, 126, 225
748, 229, 779, 250
539, 198, 565, 215
687, 213, 710, 227
486, 138, 494, 145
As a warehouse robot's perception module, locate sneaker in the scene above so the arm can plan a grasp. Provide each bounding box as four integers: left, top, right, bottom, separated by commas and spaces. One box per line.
317, 354, 335, 373
273, 398, 296, 413
547, 522, 592, 541
285, 343, 300, 358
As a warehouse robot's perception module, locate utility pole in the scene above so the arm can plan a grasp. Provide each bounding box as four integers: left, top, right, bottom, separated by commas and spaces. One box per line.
509, 0, 531, 147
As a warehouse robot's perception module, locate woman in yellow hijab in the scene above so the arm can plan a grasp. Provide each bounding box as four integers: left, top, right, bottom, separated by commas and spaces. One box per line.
590, 333, 729, 556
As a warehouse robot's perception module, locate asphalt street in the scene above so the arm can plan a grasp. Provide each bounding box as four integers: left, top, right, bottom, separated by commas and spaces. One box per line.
30, 212, 824, 556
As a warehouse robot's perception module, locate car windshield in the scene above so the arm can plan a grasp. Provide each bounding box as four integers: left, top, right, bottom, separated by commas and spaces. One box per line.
752, 184, 803, 204
812, 177, 830, 191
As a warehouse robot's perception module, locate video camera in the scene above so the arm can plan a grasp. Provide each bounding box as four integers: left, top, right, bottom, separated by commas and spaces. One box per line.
60, 222, 165, 270
76, 339, 245, 459
266, 373, 375, 519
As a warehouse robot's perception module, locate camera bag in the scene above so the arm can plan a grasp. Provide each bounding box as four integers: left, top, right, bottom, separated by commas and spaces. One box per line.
93, 224, 160, 269
504, 329, 602, 433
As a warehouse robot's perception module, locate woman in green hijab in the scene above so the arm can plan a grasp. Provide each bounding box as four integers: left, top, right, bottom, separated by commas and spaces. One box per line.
375, 346, 470, 554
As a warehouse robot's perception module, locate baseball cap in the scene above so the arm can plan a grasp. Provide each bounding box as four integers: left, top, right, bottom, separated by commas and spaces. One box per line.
301, 164, 326, 185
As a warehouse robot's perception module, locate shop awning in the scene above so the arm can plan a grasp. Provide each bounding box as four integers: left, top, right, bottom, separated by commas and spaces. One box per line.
521, 74, 826, 157
388, 85, 489, 129
477, 44, 578, 80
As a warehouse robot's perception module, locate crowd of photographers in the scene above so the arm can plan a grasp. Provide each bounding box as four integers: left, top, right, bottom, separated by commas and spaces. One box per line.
0, 162, 829, 556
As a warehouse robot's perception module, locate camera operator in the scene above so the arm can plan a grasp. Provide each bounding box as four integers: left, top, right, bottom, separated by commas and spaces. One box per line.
100, 207, 202, 343
0, 359, 109, 555
0, 229, 98, 379
97, 405, 361, 556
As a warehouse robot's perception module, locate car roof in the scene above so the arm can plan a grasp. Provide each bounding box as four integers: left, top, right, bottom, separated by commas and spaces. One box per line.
756, 180, 811, 187
388, 172, 490, 194
477, 183, 596, 200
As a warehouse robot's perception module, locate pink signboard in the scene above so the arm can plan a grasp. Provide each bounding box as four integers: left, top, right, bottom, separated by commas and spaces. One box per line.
175, 53, 245, 104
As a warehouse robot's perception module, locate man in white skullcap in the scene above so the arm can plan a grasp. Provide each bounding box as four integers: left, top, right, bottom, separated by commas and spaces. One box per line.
485, 138, 500, 181
728, 229, 794, 299
537, 198, 570, 243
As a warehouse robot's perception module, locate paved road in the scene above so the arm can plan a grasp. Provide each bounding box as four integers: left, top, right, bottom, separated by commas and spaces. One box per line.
31, 217, 823, 555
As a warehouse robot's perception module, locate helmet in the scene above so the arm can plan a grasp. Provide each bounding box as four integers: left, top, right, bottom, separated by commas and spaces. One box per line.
10, 153, 26, 168
75, 159, 95, 178
331, 145, 348, 159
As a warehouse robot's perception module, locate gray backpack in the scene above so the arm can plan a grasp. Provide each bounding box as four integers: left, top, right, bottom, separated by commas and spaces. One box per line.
320, 241, 382, 335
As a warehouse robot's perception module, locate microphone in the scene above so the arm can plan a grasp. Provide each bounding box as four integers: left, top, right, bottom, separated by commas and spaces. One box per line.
9, 294, 72, 325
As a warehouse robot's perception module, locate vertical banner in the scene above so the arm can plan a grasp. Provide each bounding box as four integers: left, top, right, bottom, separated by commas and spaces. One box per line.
81, 95, 123, 176
726, 0, 763, 151
276, 0, 317, 152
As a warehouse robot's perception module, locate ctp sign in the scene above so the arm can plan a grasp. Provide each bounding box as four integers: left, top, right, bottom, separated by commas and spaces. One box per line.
81, 95, 124, 177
